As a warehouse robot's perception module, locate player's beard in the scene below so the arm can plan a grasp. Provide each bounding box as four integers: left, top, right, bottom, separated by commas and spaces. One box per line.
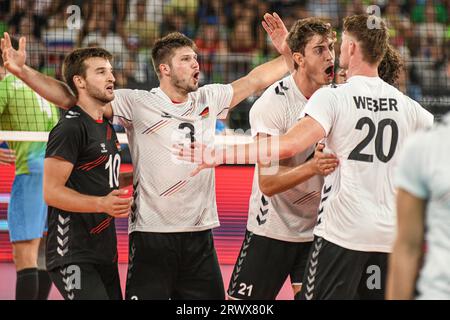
170, 71, 198, 95
86, 83, 114, 104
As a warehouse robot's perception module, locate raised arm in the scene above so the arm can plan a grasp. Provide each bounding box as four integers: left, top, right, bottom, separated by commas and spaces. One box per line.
1, 32, 76, 109
229, 55, 288, 108
386, 189, 425, 300
258, 143, 338, 197
262, 12, 295, 73
43, 157, 131, 217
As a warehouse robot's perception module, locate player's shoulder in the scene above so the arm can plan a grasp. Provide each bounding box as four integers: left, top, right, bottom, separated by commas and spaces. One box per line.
57, 107, 86, 130
197, 83, 232, 95
249, 78, 292, 119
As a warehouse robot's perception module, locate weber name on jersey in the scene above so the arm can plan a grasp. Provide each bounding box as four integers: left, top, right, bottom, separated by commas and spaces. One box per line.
247, 75, 322, 242
112, 84, 233, 233
304, 75, 434, 252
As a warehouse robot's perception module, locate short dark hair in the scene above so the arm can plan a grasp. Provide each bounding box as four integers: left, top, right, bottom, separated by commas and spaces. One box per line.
0, 37, 19, 67
151, 32, 196, 78
62, 47, 113, 96
286, 17, 336, 70
343, 14, 389, 65
378, 44, 404, 86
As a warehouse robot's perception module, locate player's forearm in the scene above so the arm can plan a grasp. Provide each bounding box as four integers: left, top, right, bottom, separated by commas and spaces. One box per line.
386, 244, 422, 300
17, 65, 76, 109
44, 184, 105, 214
259, 161, 316, 197
119, 171, 133, 188
247, 56, 288, 92
216, 136, 298, 166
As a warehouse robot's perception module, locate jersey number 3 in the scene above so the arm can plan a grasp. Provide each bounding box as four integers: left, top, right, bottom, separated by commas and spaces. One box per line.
348, 117, 398, 163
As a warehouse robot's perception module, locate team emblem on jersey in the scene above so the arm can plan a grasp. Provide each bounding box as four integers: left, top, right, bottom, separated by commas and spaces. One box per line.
199, 107, 210, 119
65, 110, 80, 119
115, 140, 121, 152
161, 111, 172, 118
100, 143, 107, 153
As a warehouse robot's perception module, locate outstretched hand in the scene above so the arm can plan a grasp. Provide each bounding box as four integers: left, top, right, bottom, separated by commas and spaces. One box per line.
262, 12, 291, 57
0, 32, 27, 77
172, 142, 220, 177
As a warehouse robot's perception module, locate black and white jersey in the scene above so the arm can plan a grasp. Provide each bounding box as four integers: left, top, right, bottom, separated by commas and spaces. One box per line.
111, 84, 233, 233
304, 75, 434, 252
45, 106, 121, 270
247, 75, 322, 242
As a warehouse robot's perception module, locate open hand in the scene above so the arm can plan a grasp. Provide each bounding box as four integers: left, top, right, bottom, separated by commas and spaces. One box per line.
0, 32, 27, 77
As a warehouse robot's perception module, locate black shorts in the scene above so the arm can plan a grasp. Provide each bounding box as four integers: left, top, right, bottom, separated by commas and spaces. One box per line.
227, 229, 312, 300
298, 236, 388, 300
49, 263, 122, 300
125, 230, 224, 300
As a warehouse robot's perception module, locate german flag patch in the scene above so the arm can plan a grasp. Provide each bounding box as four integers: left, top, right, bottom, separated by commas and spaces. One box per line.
199, 107, 210, 119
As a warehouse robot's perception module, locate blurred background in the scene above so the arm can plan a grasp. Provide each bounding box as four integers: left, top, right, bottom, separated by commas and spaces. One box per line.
0, 0, 448, 129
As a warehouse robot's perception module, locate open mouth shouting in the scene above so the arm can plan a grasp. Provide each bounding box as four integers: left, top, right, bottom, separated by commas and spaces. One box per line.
106, 84, 114, 94
193, 71, 200, 83
325, 65, 335, 79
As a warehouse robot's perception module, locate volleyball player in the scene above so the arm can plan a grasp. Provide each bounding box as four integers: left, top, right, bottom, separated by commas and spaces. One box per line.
176, 14, 434, 299
227, 16, 339, 300
0, 36, 57, 300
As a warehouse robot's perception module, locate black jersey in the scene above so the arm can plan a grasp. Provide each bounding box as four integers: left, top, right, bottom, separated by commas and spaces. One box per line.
45, 106, 121, 270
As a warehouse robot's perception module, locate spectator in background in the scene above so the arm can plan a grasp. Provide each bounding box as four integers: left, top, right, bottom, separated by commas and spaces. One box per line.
416, 2, 446, 47
10, 14, 48, 72
125, 0, 160, 88
306, 0, 340, 26
163, 0, 198, 37
126, 0, 165, 28
161, 10, 196, 38
42, 5, 80, 52
228, 4, 257, 54
81, 0, 129, 83
195, 23, 227, 83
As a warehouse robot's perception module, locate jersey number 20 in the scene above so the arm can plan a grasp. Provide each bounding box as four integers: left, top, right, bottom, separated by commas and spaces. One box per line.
348, 117, 398, 163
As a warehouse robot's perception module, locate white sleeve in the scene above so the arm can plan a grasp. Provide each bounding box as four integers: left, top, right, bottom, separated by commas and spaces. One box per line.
411, 98, 434, 130
200, 84, 233, 119
303, 87, 337, 137
249, 90, 285, 138
395, 133, 430, 199
111, 89, 136, 128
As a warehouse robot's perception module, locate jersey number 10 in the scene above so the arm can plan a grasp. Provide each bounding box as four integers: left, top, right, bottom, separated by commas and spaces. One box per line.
105, 154, 121, 188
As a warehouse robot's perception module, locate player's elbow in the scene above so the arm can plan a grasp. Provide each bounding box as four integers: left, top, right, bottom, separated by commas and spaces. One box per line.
259, 181, 276, 197
279, 140, 297, 159
60, 95, 77, 110
43, 181, 57, 207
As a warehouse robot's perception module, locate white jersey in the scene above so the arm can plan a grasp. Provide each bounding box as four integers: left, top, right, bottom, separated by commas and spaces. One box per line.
111, 84, 233, 233
247, 75, 322, 242
396, 114, 450, 299
304, 75, 434, 252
